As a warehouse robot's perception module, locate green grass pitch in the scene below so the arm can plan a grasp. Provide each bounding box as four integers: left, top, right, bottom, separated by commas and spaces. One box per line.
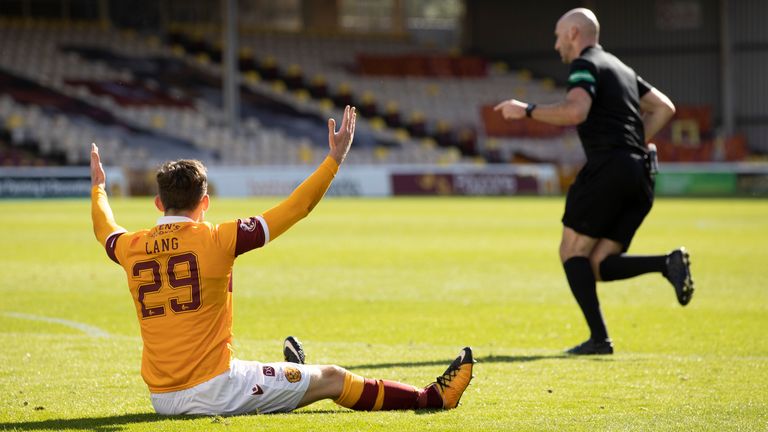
0, 196, 766, 431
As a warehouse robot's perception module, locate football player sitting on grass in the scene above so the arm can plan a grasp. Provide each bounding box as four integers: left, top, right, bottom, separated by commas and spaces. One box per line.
90, 105, 474, 415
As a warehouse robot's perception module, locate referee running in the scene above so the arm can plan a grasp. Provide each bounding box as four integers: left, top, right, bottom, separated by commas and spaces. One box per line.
495, 8, 694, 354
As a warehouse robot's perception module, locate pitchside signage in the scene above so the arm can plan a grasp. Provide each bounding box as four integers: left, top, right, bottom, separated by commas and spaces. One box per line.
206, 166, 392, 197
736, 173, 768, 196
391, 172, 540, 195
0, 167, 91, 198
389, 164, 559, 196
0, 167, 126, 198
654, 163, 768, 197
5, 164, 765, 197
207, 164, 560, 197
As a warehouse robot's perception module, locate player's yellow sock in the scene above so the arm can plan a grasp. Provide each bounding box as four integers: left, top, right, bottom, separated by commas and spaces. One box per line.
334, 371, 426, 411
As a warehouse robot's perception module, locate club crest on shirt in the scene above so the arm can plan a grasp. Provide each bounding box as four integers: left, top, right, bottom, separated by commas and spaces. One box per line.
283, 366, 302, 383
251, 384, 264, 395
239, 217, 259, 232
262, 366, 275, 377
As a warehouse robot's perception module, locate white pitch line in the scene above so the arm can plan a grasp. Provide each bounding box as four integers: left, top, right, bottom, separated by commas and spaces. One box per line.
3, 312, 110, 338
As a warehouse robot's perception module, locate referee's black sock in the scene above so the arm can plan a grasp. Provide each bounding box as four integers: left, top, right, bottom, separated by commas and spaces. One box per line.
563, 256, 609, 342
599, 254, 667, 281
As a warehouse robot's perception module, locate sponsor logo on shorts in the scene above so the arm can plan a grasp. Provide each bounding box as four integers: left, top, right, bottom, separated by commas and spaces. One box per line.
283, 366, 302, 383
251, 385, 264, 395
262, 366, 275, 377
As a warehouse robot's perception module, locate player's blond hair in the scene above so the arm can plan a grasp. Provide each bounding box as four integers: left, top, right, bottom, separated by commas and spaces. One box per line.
156, 159, 208, 212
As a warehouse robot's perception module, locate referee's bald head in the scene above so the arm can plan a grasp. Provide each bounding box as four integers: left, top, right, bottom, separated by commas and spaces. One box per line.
558, 8, 600, 44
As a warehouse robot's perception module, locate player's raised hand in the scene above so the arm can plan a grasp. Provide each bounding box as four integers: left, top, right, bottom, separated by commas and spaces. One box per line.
327, 105, 356, 165
494, 99, 528, 120
90, 143, 106, 188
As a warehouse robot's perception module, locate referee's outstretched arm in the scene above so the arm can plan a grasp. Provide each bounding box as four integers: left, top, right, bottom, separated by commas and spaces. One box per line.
494, 88, 592, 126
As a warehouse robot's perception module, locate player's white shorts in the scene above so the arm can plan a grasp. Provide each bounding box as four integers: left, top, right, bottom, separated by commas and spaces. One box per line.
150, 359, 311, 415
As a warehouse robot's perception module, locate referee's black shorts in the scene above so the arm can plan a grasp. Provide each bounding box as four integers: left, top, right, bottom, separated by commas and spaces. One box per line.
562, 149, 654, 251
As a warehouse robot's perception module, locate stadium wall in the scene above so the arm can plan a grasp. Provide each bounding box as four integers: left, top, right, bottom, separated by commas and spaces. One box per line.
4, 164, 768, 198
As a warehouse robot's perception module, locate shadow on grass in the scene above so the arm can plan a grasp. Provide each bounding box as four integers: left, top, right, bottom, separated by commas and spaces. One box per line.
346, 353, 582, 370
0, 413, 172, 431
2, 409, 359, 431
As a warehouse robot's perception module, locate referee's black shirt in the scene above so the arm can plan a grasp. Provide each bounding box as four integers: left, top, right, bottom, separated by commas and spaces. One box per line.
567, 45, 652, 159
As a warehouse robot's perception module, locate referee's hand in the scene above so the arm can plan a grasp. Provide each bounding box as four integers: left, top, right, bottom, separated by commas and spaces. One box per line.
494, 99, 528, 120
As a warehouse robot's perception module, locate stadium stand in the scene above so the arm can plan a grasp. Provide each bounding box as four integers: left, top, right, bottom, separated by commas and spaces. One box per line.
0, 119, 58, 166
165, 27, 586, 164
0, 19, 463, 167
649, 105, 750, 162
0, 20, 212, 166
0, 16, 748, 169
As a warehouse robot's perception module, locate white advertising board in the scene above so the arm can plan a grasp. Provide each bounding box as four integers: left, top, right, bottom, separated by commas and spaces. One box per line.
206, 165, 392, 197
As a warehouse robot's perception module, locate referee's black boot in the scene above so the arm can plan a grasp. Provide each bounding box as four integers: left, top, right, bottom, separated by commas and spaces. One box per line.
565, 338, 614, 355
664, 247, 694, 306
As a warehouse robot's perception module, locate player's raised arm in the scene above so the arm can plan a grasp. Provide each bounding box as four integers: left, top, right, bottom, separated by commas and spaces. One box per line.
261, 106, 356, 242
90, 143, 125, 246
327, 104, 356, 165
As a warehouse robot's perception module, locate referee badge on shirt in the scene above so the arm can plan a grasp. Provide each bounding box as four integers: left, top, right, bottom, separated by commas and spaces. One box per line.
283, 366, 302, 383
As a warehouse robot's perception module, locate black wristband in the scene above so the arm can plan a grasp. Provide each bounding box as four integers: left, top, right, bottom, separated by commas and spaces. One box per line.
525, 103, 537, 118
